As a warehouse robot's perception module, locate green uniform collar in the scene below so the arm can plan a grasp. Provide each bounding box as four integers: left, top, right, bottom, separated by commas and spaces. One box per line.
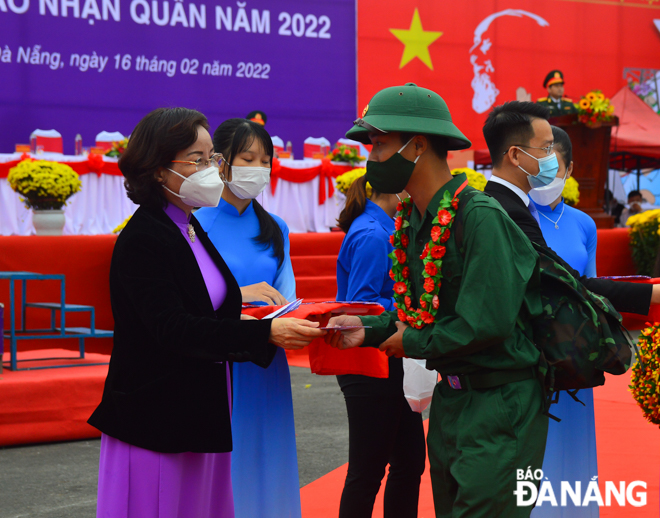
410, 172, 468, 229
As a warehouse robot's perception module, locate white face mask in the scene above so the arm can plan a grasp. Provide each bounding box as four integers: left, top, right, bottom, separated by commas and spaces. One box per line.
529, 176, 566, 206
163, 166, 224, 207
227, 165, 271, 200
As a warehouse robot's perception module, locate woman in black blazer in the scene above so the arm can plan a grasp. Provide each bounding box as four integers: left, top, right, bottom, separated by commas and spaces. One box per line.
89, 107, 324, 518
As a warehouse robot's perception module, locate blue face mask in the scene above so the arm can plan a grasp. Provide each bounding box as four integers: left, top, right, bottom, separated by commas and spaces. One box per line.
516, 147, 559, 189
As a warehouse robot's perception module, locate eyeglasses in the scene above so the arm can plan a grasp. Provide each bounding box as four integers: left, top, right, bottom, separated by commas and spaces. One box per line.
504, 144, 554, 156
172, 153, 224, 172
353, 118, 388, 134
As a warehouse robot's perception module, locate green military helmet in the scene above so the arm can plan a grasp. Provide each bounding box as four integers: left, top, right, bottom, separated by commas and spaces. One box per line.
345, 83, 471, 150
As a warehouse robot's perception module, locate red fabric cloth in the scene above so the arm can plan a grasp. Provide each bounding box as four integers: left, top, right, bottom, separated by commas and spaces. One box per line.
270, 158, 356, 205
0, 156, 122, 179
473, 149, 492, 166
593, 227, 660, 329
242, 302, 389, 378
356, 0, 659, 152
0, 349, 108, 447
595, 227, 636, 277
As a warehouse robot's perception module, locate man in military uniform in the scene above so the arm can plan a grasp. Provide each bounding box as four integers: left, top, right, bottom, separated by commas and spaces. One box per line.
246, 110, 267, 126
325, 83, 548, 517
536, 70, 577, 117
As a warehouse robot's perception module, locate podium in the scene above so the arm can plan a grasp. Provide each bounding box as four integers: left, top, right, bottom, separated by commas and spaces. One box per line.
550, 115, 618, 229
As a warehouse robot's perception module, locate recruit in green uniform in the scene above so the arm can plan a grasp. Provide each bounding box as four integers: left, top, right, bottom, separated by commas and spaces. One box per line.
325, 83, 549, 517
536, 70, 577, 117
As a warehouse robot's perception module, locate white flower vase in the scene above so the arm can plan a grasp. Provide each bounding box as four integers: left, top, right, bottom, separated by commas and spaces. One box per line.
32, 209, 65, 236
334, 190, 347, 211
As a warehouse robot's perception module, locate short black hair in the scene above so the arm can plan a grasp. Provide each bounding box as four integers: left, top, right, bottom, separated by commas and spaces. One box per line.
399, 132, 449, 160
120, 107, 209, 208
551, 126, 572, 167
628, 190, 642, 200
483, 101, 550, 168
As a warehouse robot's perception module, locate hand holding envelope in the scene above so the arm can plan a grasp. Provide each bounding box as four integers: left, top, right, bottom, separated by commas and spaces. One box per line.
323, 315, 367, 350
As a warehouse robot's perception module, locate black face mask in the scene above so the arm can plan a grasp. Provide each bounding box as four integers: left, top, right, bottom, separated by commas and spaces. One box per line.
365, 138, 419, 194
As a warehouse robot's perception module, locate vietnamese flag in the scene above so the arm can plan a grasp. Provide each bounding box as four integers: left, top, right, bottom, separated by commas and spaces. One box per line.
357, 0, 660, 155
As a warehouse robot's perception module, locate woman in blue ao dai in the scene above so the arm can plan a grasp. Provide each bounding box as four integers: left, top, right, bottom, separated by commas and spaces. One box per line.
195, 119, 301, 518
530, 126, 599, 518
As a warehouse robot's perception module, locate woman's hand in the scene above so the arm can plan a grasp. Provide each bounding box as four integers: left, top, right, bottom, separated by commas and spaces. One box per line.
269, 318, 326, 350
241, 282, 288, 306
240, 314, 258, 321
323, 315, 365, 350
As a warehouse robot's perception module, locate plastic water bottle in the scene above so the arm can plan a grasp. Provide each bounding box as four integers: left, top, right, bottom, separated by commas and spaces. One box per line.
286, 141, 293, 159
75, 134, 83, 156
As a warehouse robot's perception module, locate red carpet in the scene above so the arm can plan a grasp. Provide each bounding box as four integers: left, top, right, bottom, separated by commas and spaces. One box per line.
0, 349, 107, 447
301, 373, 659, 518
594, 373, 659, 517
300, 420, 435, 518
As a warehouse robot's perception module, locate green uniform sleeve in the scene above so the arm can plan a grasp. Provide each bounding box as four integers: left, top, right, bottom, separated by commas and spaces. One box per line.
403, 203, 539, 359
360, 310, 398, 347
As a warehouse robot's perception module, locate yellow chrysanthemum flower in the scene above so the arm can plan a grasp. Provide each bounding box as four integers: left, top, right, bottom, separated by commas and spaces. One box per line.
562, 176, 580, 206
627, 209, 660, 275
335, 167, 372, 198
630, 323, 660, 426
7, 159, 81, 210
451, 167, 487, 191
113, 216, 132, 233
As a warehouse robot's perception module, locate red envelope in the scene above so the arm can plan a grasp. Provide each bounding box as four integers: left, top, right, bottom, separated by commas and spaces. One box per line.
242, 302, 390, 378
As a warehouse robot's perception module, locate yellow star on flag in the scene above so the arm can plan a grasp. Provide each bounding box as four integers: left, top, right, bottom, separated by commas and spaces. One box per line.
390, 8, 442, 70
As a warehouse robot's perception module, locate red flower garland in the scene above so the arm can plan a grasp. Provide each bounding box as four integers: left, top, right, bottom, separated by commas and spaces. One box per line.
388, 181, 468, 329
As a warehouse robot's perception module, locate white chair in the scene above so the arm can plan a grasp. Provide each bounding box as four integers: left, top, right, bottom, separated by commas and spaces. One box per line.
95, 131, 125, 151
303, 137, 331, 158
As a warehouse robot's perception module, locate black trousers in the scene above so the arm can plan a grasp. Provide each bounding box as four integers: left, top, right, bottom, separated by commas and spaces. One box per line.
337, 357, 426, 518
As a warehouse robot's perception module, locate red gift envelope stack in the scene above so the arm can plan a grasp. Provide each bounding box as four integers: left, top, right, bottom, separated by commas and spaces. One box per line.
242, 301, 391, 378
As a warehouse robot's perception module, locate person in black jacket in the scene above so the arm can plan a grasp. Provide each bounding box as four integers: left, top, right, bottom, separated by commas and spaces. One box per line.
88, 107, 324, 518
483, 101, 659, 315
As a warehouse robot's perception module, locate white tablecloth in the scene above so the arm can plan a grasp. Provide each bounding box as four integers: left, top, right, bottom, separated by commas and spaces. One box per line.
0, 156, 354, 235
259, 158, 350, 233
0, 174, 138, 236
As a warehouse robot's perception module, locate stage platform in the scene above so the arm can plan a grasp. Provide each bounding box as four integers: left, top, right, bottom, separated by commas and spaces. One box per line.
0, 228, 638, 355
0, 349, 107, 447
0, 228, 654, 449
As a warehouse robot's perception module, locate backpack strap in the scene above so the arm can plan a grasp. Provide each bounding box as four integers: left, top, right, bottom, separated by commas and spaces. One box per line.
453, 189, 482, 257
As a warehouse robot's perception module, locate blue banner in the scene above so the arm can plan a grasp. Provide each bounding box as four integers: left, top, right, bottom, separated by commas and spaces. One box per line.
0, 0, 356, 154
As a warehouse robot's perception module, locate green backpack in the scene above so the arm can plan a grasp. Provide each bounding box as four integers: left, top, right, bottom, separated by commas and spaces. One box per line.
530, 242, 634, 395
455, 190, 635, 409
